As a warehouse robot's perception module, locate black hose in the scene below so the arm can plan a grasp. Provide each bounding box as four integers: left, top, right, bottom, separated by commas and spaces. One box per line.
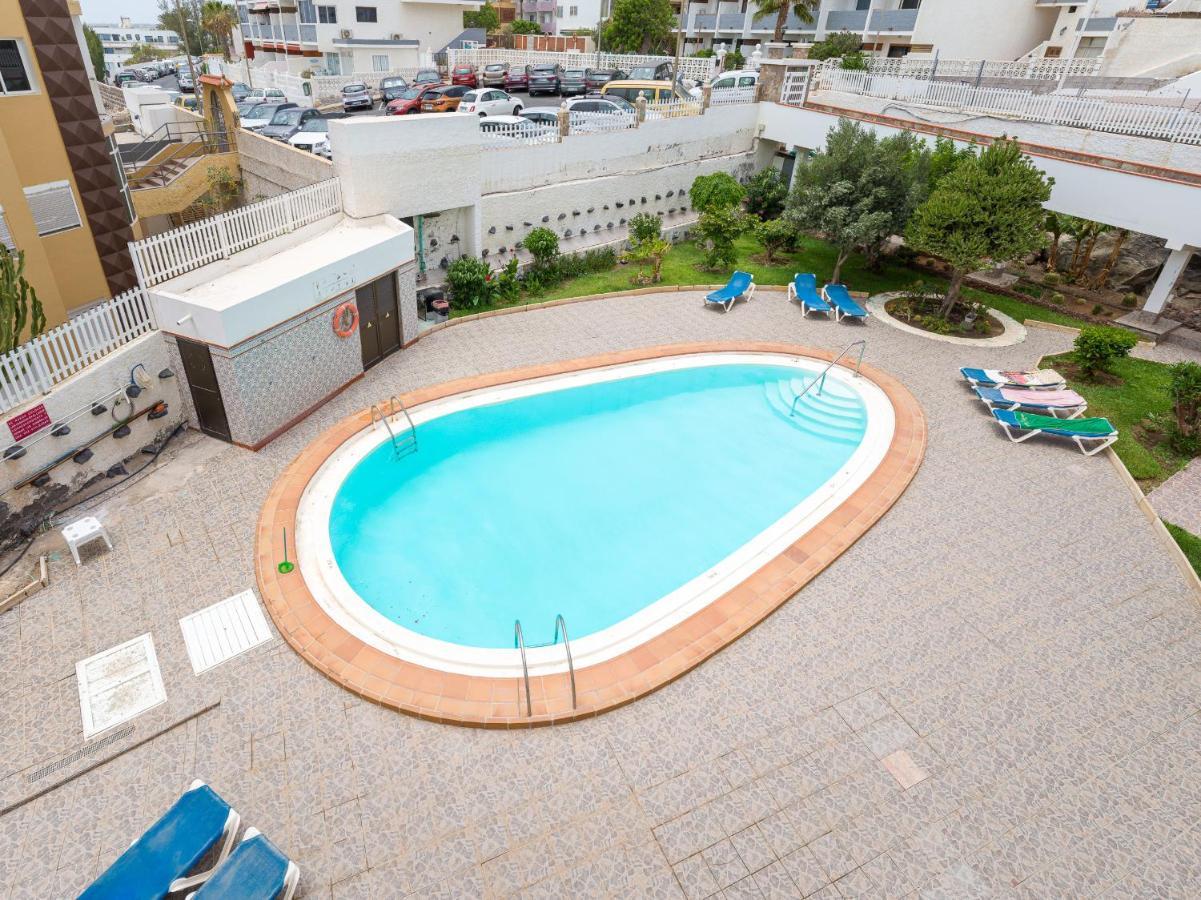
0, 422, 188, 580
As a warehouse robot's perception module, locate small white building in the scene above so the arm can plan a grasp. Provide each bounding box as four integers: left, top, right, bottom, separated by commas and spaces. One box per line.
233, 0, 481, 76
88, 17, 181, 75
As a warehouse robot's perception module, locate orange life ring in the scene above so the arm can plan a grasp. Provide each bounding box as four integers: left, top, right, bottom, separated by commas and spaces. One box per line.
332, 301, 358, 337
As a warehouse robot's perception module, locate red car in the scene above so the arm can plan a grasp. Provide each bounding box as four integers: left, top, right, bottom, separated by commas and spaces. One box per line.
450, 64, 477, 88
385, 82, 443, 114
503, 64, 531, 92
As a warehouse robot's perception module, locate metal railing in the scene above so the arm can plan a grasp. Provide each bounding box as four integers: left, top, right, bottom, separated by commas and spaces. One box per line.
554, 614, 576, 710
514, 620, 531, 717
370, 395, 417, 458
789, 340, 866, 417
122, 123, 234, 191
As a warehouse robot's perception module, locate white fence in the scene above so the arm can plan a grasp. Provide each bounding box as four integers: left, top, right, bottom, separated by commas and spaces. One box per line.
820, 70, 1201, 145
218, 59, 312, 106
310, 70, 422, 105
710, 86, 757, 107
131, 179, 343, 287
0, 288, 157, 414
850, 55, 1104, 82
447, 47, 719, 86
481, 121, 560, 148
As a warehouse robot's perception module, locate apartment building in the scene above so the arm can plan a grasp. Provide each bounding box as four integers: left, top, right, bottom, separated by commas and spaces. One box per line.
681, 0, 1133, 61
87, 17, 181, 75
1, 0, 137, 330
549, 0, 604, 36
235, 0, 481, 75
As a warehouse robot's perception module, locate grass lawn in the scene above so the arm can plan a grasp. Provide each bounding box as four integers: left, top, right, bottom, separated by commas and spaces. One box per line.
1045, 352, 1194, 488
1164, 522, 1201, 578
451, 233, 1098, 329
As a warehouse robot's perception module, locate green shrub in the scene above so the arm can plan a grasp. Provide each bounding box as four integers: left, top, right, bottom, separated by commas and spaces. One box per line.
1051, 292, 1065, 303
1042, 271, 1062, 285
1092, 304, 1105, 315
1073, 325, 1139, 379
628, 212, 662, 247
525, 227, 560, 268
754, 218, 793, 264
1169, 361, 1201, 453
744, 168, 788, 221
446, 256, 495, 309
840, 51, 867, 71
1122, 292, 1138, 308
696, 206, 745, 270
494, 257, 520, 303
689, 172, 745, 215
692, 48, 715, 58
808, 30, 861, 61
724, 49, 745, 71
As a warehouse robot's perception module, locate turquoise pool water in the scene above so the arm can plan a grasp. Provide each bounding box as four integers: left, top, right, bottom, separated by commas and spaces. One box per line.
328, 363, 868, 649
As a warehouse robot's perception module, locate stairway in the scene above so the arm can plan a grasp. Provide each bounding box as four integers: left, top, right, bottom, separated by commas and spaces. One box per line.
135, 156, 201, 189
763, 376, 866, 445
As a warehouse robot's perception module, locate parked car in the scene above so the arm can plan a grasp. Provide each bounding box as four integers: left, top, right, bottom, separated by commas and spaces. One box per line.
565, 95, 637, 132
585, 68, 625, 91
601, 80, 691, 104
529, 64, 562, 96
289, 113, 345, 157
450, 64, 478, 88
480, 115, 554, 141
243, 87, 286, 103
413, 68, 442, 85
114, 70, 138, 87
559, 68, 589, 97
693, 69, 758, 98
385, 82, 444, 115
236, 99, 263, 117
240, 101, 297, 130
378, 75, 409, 107
341, 82, 372, 111
459, 88, 522, 117
628, 62, 673, 81
260, 106, 326, 141
173, 95, 200, 113
135, 66, 158, 83
503, 64, 532, 92
176, 71, 194, 92
519, 108, 558, 129
481, 62, 509, 87
229, 81, 250, 101
421, 84, 469, 112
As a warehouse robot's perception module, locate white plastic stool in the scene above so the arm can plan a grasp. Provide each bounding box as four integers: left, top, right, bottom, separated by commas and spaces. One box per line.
62, 516, 114, 566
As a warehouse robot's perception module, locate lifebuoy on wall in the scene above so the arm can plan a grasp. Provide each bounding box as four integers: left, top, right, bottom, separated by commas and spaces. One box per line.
332, 301, 359, 338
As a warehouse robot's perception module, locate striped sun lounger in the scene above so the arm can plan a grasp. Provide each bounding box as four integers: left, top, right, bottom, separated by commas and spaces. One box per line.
991, 408, 1117, 456
960, 367, 1066, 390
973, 386, 1088, 419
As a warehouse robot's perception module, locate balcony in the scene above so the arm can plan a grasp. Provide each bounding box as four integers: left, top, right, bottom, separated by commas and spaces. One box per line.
694, 13, 717, 29
825, 10, 868, 32
1077, 17, 1118, 32
300, 23, 317, 43
718, 13, 744, 29
749, 11, 816, 31
869, 8, 918, 33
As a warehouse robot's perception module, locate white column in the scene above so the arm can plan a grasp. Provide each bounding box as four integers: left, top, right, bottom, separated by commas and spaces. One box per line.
465, 203, 484, 260
1144, 245, 1194, 316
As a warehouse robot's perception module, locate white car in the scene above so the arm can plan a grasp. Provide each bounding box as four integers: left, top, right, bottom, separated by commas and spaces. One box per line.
243, 87, 286, 103
459, 88, 522, 117
240, 102, 296, 131
289, 117, 338, 157
691, 69, 758, 99
564, 95, 637, 132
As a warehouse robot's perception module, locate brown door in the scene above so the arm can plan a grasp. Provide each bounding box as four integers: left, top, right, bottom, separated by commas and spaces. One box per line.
357, 272, 402, 370
177, 338, 232, 442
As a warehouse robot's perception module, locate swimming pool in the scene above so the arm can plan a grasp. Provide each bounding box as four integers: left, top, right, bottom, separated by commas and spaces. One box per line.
295, 351, 896, 680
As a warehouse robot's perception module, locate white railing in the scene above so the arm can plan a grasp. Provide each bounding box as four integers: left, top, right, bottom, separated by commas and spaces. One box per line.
782, 69, 811, 106
447, 47, 718, 86
709, 86, 757, 106
131, 179, 343, 287
819, 70, 1201, 145
569, 110, 638, 134
0, 287, 157, 414
848, 55, 1104, 82
311, 69, 422, 104
646, 98, 705, 120
481, 122, 560, 148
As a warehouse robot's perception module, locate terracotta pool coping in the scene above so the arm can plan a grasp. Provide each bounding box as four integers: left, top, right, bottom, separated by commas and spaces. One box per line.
255, 341, 927, 727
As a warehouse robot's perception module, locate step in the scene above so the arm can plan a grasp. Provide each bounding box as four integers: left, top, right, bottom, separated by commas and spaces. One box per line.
763, 385, 864, 445
772, 382, 865, 430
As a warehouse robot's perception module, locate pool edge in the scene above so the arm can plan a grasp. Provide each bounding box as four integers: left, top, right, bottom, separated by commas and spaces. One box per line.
255, 341, 927, 727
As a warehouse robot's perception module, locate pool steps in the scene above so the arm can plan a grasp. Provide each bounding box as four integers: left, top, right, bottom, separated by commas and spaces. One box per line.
763, 378, 866, 445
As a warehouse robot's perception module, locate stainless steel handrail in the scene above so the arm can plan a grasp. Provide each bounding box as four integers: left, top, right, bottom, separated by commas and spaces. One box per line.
369, 402, 400, 450
554, 614, 577, 710
789, 340, 867, 416
387, 396, 418, 452
514, 620, 532, 716
371, 397, 418, 457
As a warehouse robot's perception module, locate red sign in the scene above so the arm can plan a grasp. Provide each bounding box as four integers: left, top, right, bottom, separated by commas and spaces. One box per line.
7, 404, 51, 442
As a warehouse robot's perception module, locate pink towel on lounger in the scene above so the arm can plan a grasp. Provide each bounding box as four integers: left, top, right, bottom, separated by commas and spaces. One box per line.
999, 388, 1085, 406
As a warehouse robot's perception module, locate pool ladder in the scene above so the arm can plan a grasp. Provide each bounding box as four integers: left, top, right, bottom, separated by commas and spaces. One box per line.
789, 339, 866, 416
370, 396, 417, 458
513, 614, 577, 718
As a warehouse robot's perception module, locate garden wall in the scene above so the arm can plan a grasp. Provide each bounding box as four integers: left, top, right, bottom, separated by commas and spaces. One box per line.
238, 129, 334, 200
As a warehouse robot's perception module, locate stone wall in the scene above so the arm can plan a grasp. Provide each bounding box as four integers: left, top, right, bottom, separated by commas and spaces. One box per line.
0, 332, 185, 545
238, 129, 334, 200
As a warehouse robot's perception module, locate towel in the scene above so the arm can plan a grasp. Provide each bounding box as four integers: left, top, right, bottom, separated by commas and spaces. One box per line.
1014, 412, 1114, 435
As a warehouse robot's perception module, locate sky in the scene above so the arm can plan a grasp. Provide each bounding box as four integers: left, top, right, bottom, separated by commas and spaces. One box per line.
79, 0, 166, 25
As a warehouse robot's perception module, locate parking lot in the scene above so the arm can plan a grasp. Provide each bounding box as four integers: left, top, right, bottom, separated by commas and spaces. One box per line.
341, 89, 565, 118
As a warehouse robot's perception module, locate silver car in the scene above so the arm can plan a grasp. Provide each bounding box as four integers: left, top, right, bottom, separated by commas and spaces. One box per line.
341, 82, 372, 111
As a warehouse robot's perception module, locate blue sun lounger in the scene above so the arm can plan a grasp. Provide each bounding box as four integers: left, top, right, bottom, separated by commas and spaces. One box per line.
80, 781, 240, 900
960, 367, 1065, 390
821, 283, 868, 322
704, 270, 755, 312
990, 408, 1118, 456
191, 829, 299, 900
788, 273, 832, 316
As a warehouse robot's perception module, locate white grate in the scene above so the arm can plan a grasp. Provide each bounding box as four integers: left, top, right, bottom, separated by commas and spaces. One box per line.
76, 634, 166, 738
23, 180, 82, 237
179, 590, 273, 675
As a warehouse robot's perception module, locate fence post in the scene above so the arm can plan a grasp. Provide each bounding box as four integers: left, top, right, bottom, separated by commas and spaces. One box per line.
216, 213, 232, 259
702, 83, 711, 113
557, 102, 569, 140
636, 93, 647, 125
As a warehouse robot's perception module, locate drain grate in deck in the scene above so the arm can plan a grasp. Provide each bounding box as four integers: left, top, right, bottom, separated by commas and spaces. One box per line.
26, 724, 135, 783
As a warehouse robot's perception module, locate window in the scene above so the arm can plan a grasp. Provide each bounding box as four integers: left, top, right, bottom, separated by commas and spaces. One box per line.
556, 6, 563, 15
24, 181, 82, 236
372, 54, 389, 71
569, 5, 578, 15
355, 6, 377, 22
1075, 36, 1107, 58
0, 206, 14, 251
0, 39, 35, 94
317, 5, 337, 23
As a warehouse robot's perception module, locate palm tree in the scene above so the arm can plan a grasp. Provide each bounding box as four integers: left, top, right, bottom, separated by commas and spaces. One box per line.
753, 0, 819, 44
202, 1, 236, 60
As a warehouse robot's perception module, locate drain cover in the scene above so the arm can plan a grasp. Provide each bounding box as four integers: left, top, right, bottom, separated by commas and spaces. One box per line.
180, 590, 272, 675
76, 634, 166, 738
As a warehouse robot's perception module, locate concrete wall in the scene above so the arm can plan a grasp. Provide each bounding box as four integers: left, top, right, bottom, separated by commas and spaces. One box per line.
1101, 17, 1201, 78
238, 129, 334, 200
0, 332, 185, 541
911, 0, 1056, 60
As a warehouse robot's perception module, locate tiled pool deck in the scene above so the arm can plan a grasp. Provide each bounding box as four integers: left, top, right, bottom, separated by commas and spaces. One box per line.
3, 290, 1201, 899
